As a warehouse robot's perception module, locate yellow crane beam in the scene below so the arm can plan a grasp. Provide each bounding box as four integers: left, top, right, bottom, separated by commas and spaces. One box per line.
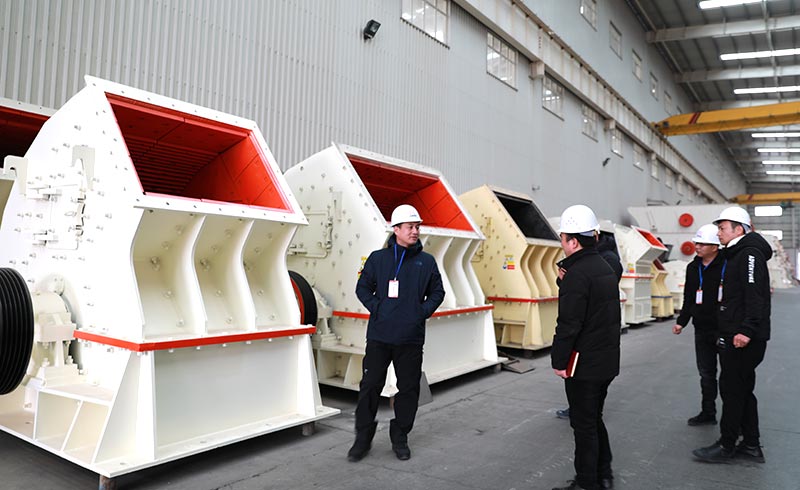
654, 100, 800, 136
733, 193, 800, 205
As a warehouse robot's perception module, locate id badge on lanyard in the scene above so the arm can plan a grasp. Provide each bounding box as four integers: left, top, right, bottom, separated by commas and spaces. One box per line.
696, 290, 703, 304
389, 245, 406, 299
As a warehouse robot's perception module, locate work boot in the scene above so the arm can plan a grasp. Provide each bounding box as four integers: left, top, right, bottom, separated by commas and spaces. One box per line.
556, 407, 570, 419
687, 412, 717, 426
692, 440, 735, 463
735, 442, 766, 463
392, 442, 411, 460
347, 421, 377, 462
598, 477, 614, 489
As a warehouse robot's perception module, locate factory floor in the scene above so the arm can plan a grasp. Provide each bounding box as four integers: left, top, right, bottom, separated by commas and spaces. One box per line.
2, 288, 798, 490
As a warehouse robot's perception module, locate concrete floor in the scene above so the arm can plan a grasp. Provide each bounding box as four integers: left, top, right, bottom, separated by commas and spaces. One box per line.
2, 288, 799, 490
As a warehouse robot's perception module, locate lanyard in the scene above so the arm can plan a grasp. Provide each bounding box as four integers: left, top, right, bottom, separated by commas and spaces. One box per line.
393, 244, 406, 280
698, 262, 710, 290
719, 259, 727, 286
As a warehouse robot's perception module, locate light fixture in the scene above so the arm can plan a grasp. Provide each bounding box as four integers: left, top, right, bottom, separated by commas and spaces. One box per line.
363, 19, 381, 41
752, 132, 800, 138
762, 160, 800, 165
734, 85, 800, 95
700, 0, 772, 9
757, 148, 800, 153
721, 47, 800, 61
754, 205, 783, 217
766, 170, 800, 175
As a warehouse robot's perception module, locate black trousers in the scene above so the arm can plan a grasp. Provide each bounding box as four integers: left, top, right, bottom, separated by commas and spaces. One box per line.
719, 338, 767, 448
694, 330, 720, 415
354, 340, 423, 444
565, 377, 614, 490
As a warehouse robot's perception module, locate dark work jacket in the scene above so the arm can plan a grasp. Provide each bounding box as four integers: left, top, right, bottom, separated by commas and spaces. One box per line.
718, 232, 772, 341
551, 248, 621, 380
356, 234, 445, 345
676, 254, 723, 331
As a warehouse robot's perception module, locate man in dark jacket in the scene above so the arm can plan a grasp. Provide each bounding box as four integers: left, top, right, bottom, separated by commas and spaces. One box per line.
551, 205, 621, 490
693, 207, 771, 464
673, 224, 724, 426
347, 204, 445, 463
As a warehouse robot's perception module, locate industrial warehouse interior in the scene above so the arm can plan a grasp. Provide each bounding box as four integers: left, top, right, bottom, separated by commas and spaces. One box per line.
0, 1, 799, 489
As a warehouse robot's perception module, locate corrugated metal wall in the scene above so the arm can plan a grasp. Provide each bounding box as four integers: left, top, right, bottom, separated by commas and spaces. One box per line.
0, 0, 736, 222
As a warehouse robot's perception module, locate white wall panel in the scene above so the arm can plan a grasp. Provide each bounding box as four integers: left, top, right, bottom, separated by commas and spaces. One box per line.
1, 0, 741, 224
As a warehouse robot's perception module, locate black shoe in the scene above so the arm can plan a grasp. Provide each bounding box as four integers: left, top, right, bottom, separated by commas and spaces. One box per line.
692, 440, 735, 463
392, 443, 411, 460
556, 408, 570, 419
347, 422, 377, 462
735, 442, 765, 463
687, 412, 717, 426
552, 480, 588, 490
599, 477, 614, 489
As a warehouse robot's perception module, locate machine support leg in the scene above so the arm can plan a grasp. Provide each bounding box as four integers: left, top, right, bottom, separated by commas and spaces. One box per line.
301, 421, 316, 437
99, 475, 117, 490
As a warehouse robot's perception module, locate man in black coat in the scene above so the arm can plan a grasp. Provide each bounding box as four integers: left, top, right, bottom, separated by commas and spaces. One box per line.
551, 205, 621, 490
347, 204, 445, 463
673, 224, 724, 426
693, 207, 771, 464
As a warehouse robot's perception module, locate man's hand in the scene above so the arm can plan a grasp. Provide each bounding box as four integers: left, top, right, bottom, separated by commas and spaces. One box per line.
558, 267, 566, 280
733, 333, 751, 348
553, 368, 568, 379
672, 324, 683, 335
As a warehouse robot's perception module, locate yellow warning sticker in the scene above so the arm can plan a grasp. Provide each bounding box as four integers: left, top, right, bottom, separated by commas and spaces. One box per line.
503, 255, 516, 271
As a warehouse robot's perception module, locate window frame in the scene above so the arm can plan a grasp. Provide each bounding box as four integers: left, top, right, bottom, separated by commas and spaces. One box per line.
486, 31, 517, 89
582, 104, 599, 141
651, 158, 659, 180
609, 22, 622, 59
650, 72, 659, 100
542, 76, 564, 119
633, 144, 644, 170
611, 128, 623, 157
401, 0, 449, 44
580, 0, 597, 29
632, 50, 642, 81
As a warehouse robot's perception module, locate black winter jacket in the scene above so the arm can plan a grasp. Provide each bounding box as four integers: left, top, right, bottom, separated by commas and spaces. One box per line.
356, 234, 445, 345
676, 254, 724, 331
718, 232, 772, 341
551, 248, 621, 380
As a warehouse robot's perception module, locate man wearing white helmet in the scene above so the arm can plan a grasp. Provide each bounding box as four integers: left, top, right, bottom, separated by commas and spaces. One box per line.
348, 204, 445, 463
551, 205, 621, 490
673, 224, 724, 427
693, 206, 771, 464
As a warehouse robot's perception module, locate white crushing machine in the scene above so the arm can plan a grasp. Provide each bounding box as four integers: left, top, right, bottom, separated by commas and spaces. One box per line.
284, 144, 500, 395
0, 77, 337, 486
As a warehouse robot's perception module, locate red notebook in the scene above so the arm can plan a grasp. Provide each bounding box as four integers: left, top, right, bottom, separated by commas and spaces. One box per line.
566, 350, 580, 378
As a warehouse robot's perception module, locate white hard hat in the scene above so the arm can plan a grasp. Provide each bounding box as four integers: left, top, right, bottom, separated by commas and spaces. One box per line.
713, 206, 751, 227
692, 224, 720, 245
557, 204, 599, 236
390, 204, 423, 226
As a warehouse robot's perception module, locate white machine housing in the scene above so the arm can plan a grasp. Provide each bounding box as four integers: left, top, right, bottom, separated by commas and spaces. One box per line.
285, 144, 500, 395
0, 77, 337, 478
614, 224, 668, 324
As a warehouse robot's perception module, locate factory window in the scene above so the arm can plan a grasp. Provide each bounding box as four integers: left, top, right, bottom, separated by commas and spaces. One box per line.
611, 128, 623, 157
582, 104, 598, 141
543, 77, 564, 118
650, 72, 659, 100
580, 0, 597, 29
665, 167, 674, 188
402, 0, 449, 44
651, 159, 659, 180
633, 144, 644, 170
664, 91, 673, 115
677, 176, 684, 195
609, 23, 622, 58
487, 32, 517, 88
632, 50, 642, 81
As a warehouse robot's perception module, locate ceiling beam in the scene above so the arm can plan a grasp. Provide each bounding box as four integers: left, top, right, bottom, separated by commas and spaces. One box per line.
646, 14, 800, 43
677, 64, 800, 83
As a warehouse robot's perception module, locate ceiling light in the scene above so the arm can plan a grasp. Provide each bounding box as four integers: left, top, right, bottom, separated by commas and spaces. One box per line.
752, 132, 800, 138
721, 47, 800, 61
762, 160, 800, 165
766, 170, 800, 175
754, 205, 783, 217
700, 0, 774, 9
734, 86, 800, 95
757, 148, 800, 152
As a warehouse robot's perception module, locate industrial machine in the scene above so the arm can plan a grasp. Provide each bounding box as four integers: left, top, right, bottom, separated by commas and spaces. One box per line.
614, 224, 667, 324
284, 144, 500, 395
0, 77, 337, 486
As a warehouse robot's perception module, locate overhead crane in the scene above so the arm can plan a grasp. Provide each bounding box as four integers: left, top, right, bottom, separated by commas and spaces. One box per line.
653, 100, 800, 136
